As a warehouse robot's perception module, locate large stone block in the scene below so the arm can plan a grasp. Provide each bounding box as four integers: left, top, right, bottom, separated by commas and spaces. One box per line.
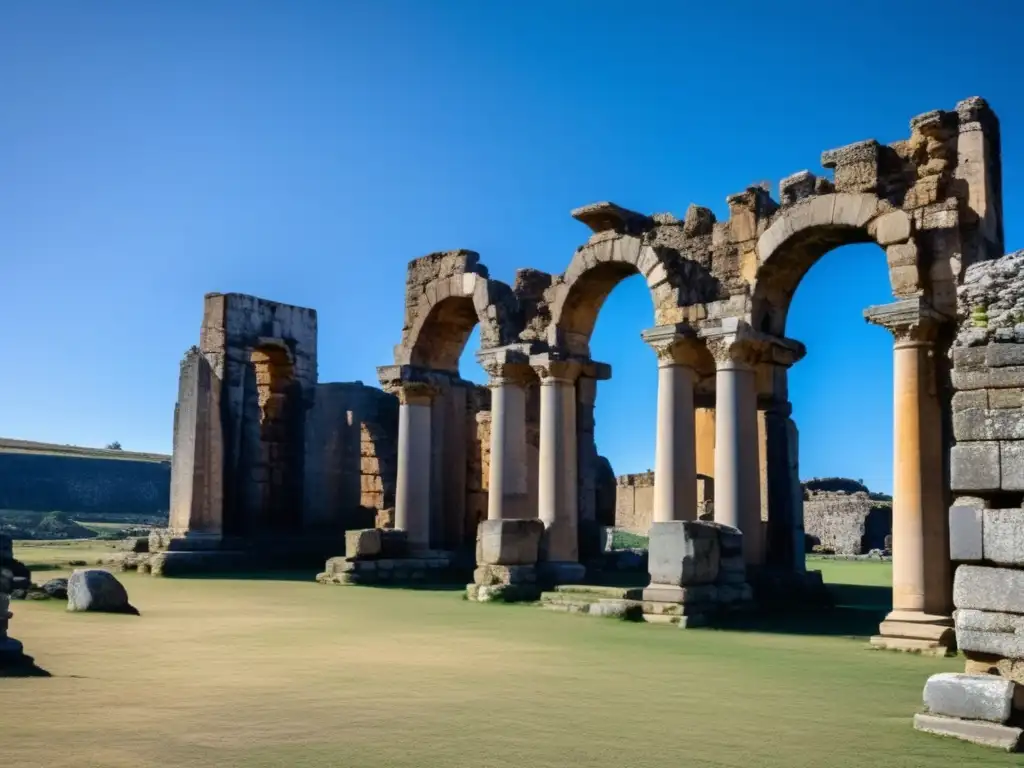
476, 519, 543, 566
954, 566, 1024, 613
345, 529, 382, 560
951, 442, 1000, 491
473, 564, 536, 586
953, 390, 989, 411
988, 344, 1024, 369
954, 409, 1024, 441
923, 672, 1016, 723
1002, 443, 1024, 491
642, 584, 718, 605
983, 509, 1024, 565
648, 521, 720, 587
950, 506, 984, 562
914, 713, 1023, 751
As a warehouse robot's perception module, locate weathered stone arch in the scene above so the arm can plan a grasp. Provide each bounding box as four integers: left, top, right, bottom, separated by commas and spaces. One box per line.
394, 250, 519, 374
547, 234, 677, 356
751, 192, 919, 336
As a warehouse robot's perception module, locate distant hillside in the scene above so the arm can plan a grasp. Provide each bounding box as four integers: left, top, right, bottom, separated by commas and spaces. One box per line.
0, 438, 171, 521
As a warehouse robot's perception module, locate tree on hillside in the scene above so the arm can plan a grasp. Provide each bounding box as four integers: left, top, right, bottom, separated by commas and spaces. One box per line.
105, 441, 123, 450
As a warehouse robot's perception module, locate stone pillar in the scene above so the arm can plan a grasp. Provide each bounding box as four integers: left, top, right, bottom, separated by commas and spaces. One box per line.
168, 347, 224, 543
708, 338, 763, 566
642, 325, 703, 525
394, 382, 437, 552
866, 299, 953, 654
483, 359, 531, 521
762, 399, 803, 573
532, 354, 584, 583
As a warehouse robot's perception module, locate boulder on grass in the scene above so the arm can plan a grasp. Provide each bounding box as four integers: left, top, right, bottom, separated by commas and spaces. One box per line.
42, 578, 68, 600
67, 569, 138, 615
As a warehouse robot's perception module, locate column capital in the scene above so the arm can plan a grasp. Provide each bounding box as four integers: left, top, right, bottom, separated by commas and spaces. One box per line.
700, 319, 806, 369
641, 323, 711, 370
395, 382, 438, 405
477, 347, 534, 387
530, 352, 581, 384
864, 298, 949, 347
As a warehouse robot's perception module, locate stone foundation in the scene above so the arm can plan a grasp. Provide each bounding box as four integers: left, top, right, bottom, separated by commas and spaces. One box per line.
467, 519, 544, 602
316, 528, 463, 587
643, 520, 753, 627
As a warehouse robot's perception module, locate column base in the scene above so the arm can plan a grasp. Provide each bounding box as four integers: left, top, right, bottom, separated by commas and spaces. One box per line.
871, 610, 956, 656
538, 561, 586, 586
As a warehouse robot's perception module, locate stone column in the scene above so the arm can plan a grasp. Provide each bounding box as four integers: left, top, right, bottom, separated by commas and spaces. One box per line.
532, 354, 584, 583
709, 338, 763, 566
394, 382, 437, 552
483, 358, 532, 521
0, 533, 24, 662
642, 326, 703, 524
866, 299, 953, 654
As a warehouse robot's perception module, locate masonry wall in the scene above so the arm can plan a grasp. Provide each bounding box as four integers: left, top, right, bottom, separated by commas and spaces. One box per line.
803, 491, 892, 554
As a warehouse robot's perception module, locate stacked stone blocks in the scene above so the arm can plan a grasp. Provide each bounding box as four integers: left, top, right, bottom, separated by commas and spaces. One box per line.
315, 529, 456, 586
0, 533, 25, 662
643, 521, 752, 628
466, 519, 544, 603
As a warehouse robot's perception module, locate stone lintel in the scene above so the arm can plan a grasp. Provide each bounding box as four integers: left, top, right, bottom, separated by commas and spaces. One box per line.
570, 201, 653, 236
476, 346, 535, 386
699, 319, 805, 367
529, 352, 581, 384
863, 297, 948, 343
578, 359, 612, 381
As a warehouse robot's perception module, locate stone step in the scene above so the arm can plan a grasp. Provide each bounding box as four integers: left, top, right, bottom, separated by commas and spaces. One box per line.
641, 613, 680, 625
552, 589, 638, 602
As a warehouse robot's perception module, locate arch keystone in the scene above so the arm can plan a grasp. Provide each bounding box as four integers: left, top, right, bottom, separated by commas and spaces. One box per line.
830, 193, 882, 228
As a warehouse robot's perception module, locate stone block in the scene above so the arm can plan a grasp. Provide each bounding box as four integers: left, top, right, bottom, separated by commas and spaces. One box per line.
991, 368, 1024, 389
590, 599, 643, 620
473, 564, 536, 586
923, 672, 1016, 723
988, 344, 1024, 369
955, 408, 1024, 441
642, 584, 717, 604
345, 529, 382, 560
953, 390, 989, 411
983, 509, 1024, 565
951, 442, 1000, 491
949, 506, 984, 562
913, 713, 1023, 751
380, 529, 408, 558
1002, 444, 1024, 491
648, 521, 720, 586
476, 519, 543, 566
954, 566, 1024, 613
872, 210, 912, 245
954, 346, 988, 370
991, 389, 1024, 409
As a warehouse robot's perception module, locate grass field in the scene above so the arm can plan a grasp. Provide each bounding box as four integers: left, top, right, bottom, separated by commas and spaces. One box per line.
4, 546, 1020, 768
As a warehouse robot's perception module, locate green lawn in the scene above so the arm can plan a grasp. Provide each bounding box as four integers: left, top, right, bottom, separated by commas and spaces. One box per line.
4, 547, 1019, 767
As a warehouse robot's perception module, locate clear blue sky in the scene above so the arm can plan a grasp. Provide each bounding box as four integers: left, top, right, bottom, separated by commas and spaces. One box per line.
1, 1, 1021, 494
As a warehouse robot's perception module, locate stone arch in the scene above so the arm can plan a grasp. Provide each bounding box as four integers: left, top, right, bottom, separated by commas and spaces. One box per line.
395, 251, 519, 374
547, 234, 676, 356
751, 192, 918, 336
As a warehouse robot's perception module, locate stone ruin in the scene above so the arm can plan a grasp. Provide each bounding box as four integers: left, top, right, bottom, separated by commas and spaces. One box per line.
802, 478, 892, 555
160, 97, 1008, 650
912, 251, 1024, 751
0, 533, 25, 664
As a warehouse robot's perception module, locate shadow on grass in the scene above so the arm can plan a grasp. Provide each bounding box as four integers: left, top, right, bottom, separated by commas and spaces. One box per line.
0, 655, 52, 678
715, 584, 891, 639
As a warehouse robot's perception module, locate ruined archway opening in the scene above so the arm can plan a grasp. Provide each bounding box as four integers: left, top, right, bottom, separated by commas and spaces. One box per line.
250, 344, 300, 533
409, 296, 479, 373
588, 271, 657, 532
785, 242, 894, 560
561, 261, 642, 357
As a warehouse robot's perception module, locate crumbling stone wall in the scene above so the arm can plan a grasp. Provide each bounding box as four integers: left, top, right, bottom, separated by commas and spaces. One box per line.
614, 471, 655, 533
803, 489, 892, 554
950, 251, 1024, 505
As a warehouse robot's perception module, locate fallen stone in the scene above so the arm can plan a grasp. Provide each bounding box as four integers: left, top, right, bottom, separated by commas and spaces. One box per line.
954, 565, 1024, 613
67, 569, 138, 615
473, 564, 536, 586
923, 672, 1015, 723
590, 599, 643, 620
914, 713, 1023, 751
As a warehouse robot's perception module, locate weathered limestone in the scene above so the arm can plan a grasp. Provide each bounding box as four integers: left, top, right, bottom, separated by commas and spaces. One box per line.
531, 354, 585, 583
479, 349, 533, 521
467, 519, 544, 601
393, 382, 436, 551
641, 325, 703, 525
865, 299, 953, 654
